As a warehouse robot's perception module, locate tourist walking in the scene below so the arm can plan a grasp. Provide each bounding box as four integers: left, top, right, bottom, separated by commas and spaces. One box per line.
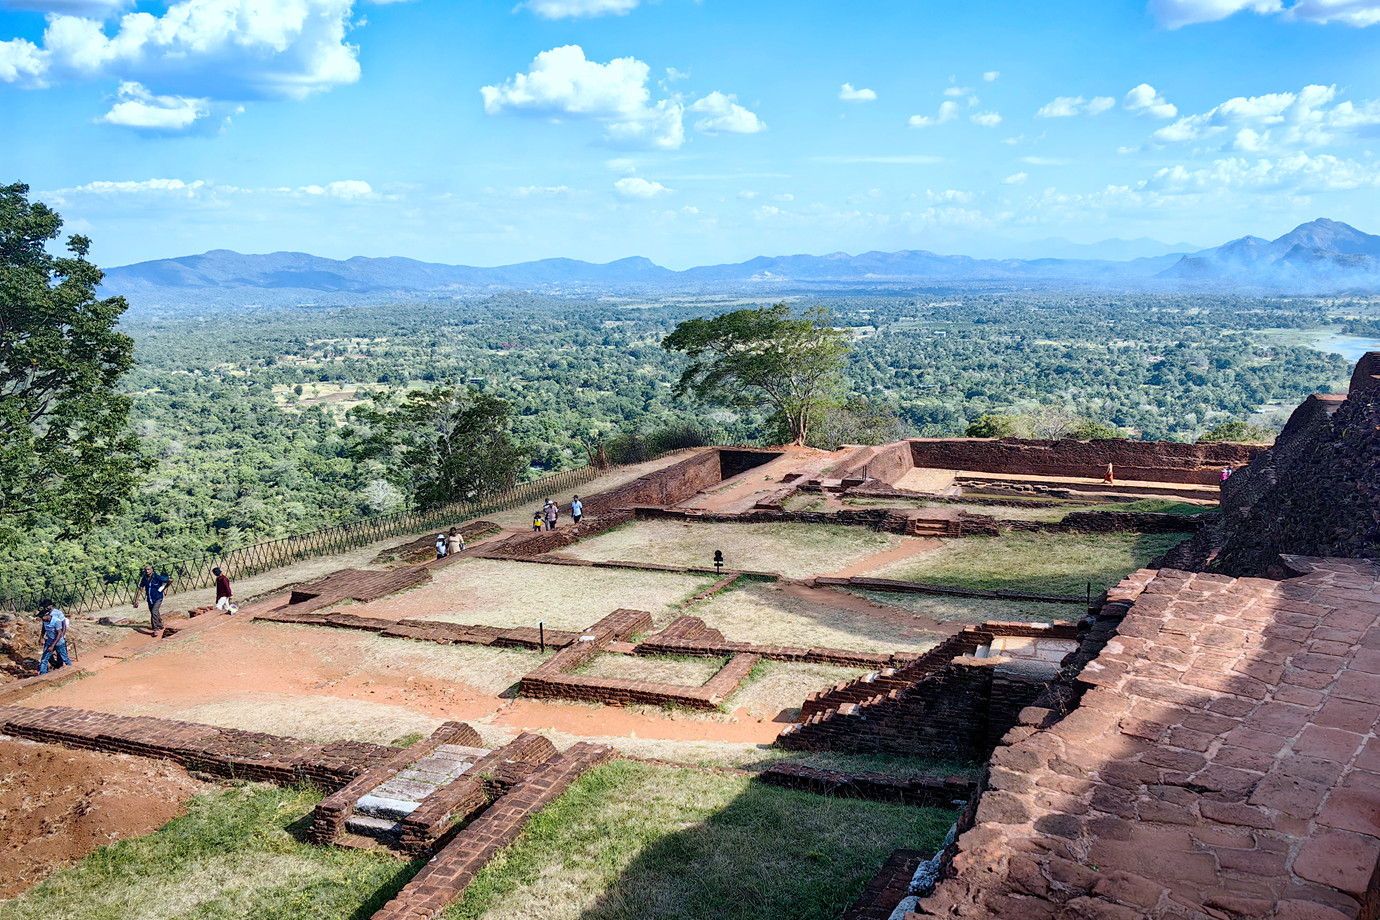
1220, 466, 1232, 484
571, 495, 583, 528
35, 602, 70, 674
135, 565, 171, 639
532, 509, 544, 532
1103, 463, 1115, 485
543, 499, 559, 531
446, 527, 465, 555
435, 534, 447, 559
213, 567, 237, 614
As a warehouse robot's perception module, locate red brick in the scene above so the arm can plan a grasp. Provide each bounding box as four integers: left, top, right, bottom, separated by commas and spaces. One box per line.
1294, 726, 1366, 763
1315, 699, 1380, 734
1292, 830, 1380, 897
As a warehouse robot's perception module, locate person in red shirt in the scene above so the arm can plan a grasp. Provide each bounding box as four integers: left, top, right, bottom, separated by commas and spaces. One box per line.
213, 567, 237, 614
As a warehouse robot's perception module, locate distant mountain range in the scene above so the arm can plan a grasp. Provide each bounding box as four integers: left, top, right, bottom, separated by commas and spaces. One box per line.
101, 219, 1380, 303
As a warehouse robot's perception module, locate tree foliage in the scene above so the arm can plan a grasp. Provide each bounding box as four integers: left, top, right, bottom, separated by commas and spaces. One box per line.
346, 384, 526, 509
1198, 420, 1273, 443
0, 183, 149, 540
661, 303, 849, 445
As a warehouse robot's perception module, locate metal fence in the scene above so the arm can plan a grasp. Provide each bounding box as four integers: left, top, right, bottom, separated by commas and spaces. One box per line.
0, 460, 635, 617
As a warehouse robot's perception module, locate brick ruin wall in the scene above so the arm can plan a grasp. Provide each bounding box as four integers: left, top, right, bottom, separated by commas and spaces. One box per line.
1215, 352, 1380, 576
831, 441, 916, 483
904, 437, 1262, 486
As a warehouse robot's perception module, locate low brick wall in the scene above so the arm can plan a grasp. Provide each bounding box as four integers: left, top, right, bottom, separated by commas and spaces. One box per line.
0, 705, 394, 789
309, 721, 481, 845
905, 437, 1261, 486
812, 575, 1085, 604
370, 742, 615, 920
256, 610, 580, 651
635, 616, 904, 669
478, 510, 633, 558
399, 732, 558, 855
758, 762, 975, 808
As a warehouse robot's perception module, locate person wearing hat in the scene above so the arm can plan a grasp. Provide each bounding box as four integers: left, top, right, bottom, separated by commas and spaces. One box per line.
435, 534, 447, 559
35, 602, 70, 674
213, 567, 237, 614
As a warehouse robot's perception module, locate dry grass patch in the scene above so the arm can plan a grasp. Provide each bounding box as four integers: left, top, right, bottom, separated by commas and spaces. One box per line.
563, 520, 900, 580
869, 530, 1187, 596
723, 661, 870, 720
132, 694, 443, 747
690, 580, 943, 653
844, 590, 1076, 625
362, 558, 715, 631
574, 653, 727, 685
445, 760, 955, 920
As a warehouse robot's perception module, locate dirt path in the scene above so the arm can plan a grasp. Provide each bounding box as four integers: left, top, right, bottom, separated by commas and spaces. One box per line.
818, 536, 942, 579
0, 738, 214, 898
776, 582, 964, 638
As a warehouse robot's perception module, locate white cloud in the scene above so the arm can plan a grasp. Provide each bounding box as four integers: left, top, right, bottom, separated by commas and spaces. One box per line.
1147, 83, 1380, 150
513, 185, 571, 197
1002, 172, 1029, 184
909, 100, 959, 127
1022, 156, 1071, 165
613, 176, 671, 198
1149, 0, 1380, 28
0, 0, 363, 101
1141, 152, 1380, 192
1037, 95, 1114, 117
519, 0, 640, 18
97, 80, 208, 130
970, 111, 1002, 127
926, 189, 974, 204
0, 1, 133, 15
838, 82, 876, 102
688, 91, 766, 134
808, 154, 944, 164
41, 177, 380, 206
943, 85, 974, 98
983, 71, 1000, 81
1124, 83, 1178, 118
665, 66, 689, 82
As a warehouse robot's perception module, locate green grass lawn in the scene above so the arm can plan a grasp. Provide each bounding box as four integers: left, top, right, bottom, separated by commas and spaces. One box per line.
0, 785, 419, 920
446, 760, 955, 920
870, 530, 1186, 596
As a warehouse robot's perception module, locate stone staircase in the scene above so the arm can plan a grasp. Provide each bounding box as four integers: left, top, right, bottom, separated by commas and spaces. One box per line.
344, 742, 490, 845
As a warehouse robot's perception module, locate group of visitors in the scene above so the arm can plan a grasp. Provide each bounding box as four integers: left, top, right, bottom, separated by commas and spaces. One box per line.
29, 563, 237, 673
532, 495, 582, 532
435, 527, 466, 559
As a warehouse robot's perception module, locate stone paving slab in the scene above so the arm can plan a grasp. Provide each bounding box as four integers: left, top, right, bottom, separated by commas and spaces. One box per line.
910, 559, 1380, 920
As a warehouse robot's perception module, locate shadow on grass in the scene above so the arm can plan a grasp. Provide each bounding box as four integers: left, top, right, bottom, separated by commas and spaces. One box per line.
445, 761, 955, 920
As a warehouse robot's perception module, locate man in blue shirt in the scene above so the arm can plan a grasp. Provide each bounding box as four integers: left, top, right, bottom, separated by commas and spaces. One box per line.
135, 565, 172, 638
35, 602, 70, 674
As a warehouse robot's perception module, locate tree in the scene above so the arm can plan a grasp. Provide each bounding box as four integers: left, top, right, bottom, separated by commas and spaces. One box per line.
1198, 420, 1273, 443
0, 183, 150, 540
809, 398, 904, 449
347, 384, 526, 509
965, 414, 1020, 438
661, 304, 849, 445
1065, 419, 1125, 440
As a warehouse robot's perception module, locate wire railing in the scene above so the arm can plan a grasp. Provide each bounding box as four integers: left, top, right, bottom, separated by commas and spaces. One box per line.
0, 456, 665, 617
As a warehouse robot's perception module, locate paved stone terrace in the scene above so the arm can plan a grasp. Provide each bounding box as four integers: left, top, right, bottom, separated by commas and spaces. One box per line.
911, 558, 1380, 919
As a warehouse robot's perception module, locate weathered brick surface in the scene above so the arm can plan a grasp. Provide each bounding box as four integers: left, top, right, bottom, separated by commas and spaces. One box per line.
843, 848, 930, 920
0, 705, 393, 788
309, 721, 481, 845
905, 437, 1260, 486
908, 559, 1380, 919
1217, 354, 1380, 574
283, 567, 432, 612
371, 742, 615, 920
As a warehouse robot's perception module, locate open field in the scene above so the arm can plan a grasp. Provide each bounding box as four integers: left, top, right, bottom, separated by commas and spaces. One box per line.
445, 760, 955, 920
689, 580, 944, 653
563, 520, 902, 579
363, 558, 716, 631
0, 784, 417, 920
842, 590, 1078, 625
869, 531, 1186, 596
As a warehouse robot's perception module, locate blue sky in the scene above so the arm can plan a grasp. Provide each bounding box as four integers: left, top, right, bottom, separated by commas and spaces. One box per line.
2, 0, 1379, 268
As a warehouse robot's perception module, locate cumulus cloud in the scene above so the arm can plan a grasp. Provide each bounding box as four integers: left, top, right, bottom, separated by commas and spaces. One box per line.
689, 91, 766, 133
970, 111, 1002, 127
1002, 171, 1028, 184
983, 71, 1000, 81
0, 0, 363, 104
1149, 0, 1380, 28
909, 100, 959, 127
1141, 152, 1380, 192
1, 1, 133, 15
1036, 95, 1115, 117
97, 80, 209, 130
1124, 83, 1178, 118
482, 45, 759, 149
613, 176, 671, 198
839, 82, 876, 102
943, 85, 975, 98
1147, 83, 1380, 151
519, 0, 640, 18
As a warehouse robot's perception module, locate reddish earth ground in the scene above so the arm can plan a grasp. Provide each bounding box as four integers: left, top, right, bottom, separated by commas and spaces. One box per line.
0, 738, 212, 898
